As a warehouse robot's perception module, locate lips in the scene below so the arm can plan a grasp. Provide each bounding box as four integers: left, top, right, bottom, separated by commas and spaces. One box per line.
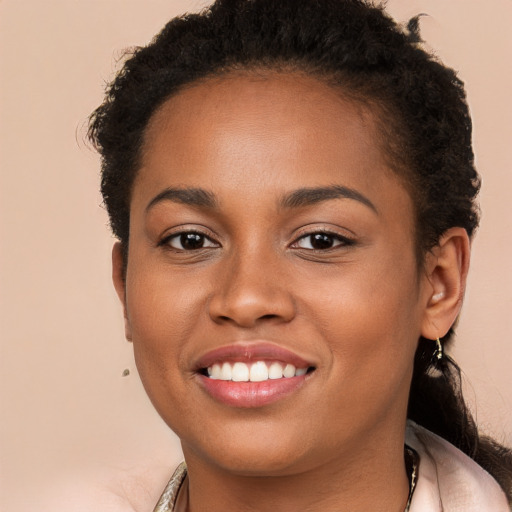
194, 342, 316, 407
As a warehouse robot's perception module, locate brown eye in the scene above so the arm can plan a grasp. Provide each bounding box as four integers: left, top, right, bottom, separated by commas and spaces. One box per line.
165, 232, 218, 250
295, 232, 352, 250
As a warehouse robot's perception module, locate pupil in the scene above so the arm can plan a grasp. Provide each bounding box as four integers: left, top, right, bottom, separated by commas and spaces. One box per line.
311, 233, 333, 249
181, 233, 204, 250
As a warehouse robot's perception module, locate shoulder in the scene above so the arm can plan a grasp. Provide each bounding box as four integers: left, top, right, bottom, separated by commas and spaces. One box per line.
406, 421, 510, 512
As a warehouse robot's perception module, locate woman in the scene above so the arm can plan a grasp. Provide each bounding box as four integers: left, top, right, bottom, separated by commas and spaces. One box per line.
89, 0, 512, 510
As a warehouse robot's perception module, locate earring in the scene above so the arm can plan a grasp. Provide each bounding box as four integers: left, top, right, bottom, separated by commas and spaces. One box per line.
433, 337, 443, 361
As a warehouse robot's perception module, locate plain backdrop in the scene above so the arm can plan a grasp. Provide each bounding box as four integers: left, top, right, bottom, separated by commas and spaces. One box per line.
1, 1, 511, 510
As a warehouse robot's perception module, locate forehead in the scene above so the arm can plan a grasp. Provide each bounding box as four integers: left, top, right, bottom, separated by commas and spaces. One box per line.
146, 70, 373, 133
136, 71, 409, 214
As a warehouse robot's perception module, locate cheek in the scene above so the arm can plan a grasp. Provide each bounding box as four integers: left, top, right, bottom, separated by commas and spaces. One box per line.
125, 262, 208, 374
125, 267, 209, 426
298, 246, 421, 375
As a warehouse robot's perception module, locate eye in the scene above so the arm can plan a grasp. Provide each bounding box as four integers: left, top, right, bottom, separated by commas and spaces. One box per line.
163, 231, 218, 251
294, 232, 353, 250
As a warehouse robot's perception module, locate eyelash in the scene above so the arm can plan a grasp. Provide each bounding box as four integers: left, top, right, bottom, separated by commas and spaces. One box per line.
159, 230, 219, 251
291, 230, 355, 251
159, 229, 354, 252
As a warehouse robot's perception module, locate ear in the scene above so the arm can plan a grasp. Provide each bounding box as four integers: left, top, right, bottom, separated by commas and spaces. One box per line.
421, 227, 471, 340
112, 242, 132, 342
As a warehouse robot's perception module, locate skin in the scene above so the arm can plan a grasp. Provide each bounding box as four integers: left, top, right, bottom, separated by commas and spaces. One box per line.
112, 72, 470, 512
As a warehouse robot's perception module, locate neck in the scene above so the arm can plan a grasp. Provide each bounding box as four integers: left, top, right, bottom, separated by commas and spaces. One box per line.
181, 429, 410, 512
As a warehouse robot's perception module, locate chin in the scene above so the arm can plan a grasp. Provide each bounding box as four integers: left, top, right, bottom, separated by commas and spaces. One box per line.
205, 449, 311, 477
180, 420, 316, 477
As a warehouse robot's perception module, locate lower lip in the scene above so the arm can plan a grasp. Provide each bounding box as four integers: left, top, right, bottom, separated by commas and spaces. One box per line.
198, 374, 309, 408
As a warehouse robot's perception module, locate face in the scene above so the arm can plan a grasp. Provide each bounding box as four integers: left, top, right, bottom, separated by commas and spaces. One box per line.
117, 72, 434, 477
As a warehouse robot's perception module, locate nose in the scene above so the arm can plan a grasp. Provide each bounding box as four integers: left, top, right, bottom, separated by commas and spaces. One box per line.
208, 252, 296, 328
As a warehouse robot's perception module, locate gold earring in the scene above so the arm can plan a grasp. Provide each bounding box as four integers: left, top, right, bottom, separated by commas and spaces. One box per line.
433, 337, 443, 361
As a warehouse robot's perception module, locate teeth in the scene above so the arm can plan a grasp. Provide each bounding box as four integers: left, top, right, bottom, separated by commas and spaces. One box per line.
283, 364, 296, 378
220, 362, 232, 380
205, 361, 309, 382
249, 361, 269, 382
232, 362, 250, 382
268, 362, 284, 379
209, 363, 222, 379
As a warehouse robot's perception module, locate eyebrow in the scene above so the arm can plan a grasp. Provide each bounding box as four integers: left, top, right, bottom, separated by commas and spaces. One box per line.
145, 184, 377, 214
145, 187, 218, 212
281, 185, 377, 213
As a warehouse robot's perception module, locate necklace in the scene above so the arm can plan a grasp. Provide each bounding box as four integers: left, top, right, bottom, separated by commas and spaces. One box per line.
154, 448, 419, 512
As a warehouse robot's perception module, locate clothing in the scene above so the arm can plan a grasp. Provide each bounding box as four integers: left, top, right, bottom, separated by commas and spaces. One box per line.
153, 421, 509, 511
153, 462, 187, 512
406, 422, 509, 511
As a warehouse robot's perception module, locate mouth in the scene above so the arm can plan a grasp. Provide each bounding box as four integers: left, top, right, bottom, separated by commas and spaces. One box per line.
194, 342, 316, 407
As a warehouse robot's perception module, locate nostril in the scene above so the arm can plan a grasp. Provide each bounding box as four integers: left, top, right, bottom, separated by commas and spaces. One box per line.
211, 312, 290, 327
259, 314, 281, 321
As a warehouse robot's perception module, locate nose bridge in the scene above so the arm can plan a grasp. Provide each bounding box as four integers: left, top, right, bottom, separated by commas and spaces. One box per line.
208, 240, 295, 327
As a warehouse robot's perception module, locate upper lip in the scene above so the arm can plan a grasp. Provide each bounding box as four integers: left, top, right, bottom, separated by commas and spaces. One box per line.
194, 341, 315, 371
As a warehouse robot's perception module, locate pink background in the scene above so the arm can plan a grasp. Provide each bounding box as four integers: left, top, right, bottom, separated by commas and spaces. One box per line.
1, 1, 511, 509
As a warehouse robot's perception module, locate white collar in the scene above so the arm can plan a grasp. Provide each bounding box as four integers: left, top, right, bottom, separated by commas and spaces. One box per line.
405, 421, 509, 512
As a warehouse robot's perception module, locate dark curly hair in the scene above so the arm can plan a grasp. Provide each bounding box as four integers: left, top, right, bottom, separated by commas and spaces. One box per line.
89, 0, 512, 499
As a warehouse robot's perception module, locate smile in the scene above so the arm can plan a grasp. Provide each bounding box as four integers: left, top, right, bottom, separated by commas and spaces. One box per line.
195, 342, 316, 407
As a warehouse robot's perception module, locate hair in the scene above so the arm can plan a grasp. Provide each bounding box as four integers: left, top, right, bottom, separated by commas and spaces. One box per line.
88, 0, 512, 499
